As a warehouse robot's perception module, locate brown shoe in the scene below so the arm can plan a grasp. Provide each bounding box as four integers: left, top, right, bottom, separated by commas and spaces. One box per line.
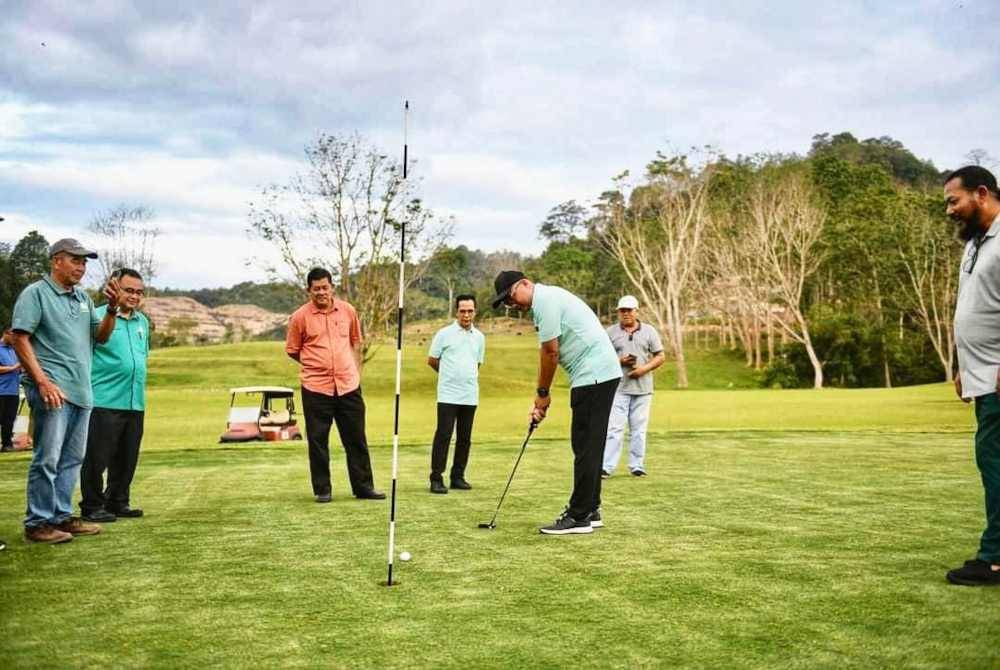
53, 517, 102, 536
24, 524, 73, 544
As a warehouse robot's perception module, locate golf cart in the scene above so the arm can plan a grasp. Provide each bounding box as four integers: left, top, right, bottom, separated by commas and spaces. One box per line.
220, 386, 303, 443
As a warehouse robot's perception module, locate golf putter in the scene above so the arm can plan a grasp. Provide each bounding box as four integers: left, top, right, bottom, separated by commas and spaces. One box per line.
478, 420, 538, 529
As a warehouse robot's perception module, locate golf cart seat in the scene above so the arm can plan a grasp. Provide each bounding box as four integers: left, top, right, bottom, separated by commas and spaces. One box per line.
260, 409, 291, 426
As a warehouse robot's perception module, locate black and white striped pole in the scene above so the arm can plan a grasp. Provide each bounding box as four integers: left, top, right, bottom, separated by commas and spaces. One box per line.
386, 100, 408, 587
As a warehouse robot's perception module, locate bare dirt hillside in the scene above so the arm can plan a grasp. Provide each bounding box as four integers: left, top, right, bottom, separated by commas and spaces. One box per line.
143, 297, 287, 343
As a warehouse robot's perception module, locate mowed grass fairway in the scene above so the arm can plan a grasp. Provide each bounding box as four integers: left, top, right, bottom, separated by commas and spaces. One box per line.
1, 335, 998, 668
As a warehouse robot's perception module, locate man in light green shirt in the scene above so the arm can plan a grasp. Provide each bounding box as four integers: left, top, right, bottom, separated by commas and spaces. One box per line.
427, 294, 485, 494
80, 269, 150, 523
11, 238, 121, 544
491, 271, 620, 535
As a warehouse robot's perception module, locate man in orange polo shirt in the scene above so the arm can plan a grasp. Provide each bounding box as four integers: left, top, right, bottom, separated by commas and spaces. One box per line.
286, 267, 385, 502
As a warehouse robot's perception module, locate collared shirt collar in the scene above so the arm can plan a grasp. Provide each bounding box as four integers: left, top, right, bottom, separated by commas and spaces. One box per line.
308, 298, 341, 314
453, 319, 475, 332
619, 320, 642, 333
984, 212, 1000, 240
42, 274, 83, 299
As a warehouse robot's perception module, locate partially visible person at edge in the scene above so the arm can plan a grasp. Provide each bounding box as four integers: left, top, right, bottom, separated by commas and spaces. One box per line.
11, 239, 121, 544
601, 295, 665, 479
285, 267, 385, 502
946, 164, 1000, 587
79, 269, 150, 523
491, 270, 621, 535
0, 326, 22, 454
426, 294, 485, 494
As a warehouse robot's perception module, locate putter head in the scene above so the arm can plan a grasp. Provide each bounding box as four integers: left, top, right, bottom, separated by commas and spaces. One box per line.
478, 522, 496, 529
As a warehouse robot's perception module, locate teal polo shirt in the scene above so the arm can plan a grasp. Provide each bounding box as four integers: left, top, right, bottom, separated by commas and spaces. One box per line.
92, 306, 150, 411
531, 283, 621, 389
12, 275, 101, 408
429, 321, 485, 406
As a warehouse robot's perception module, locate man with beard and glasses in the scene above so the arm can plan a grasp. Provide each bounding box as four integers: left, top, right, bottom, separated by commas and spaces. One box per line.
945, 165, 1000, 586
491, 270, 621, 535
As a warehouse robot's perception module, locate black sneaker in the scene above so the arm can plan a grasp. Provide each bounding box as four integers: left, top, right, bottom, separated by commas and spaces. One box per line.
946, 559, 1000, 586
430, 480, 448, 495
109, 505, 143, 518
81, 509, 116, 523
315, 493, 332, 503
601, 470, 611, 479
590, 508, 604, 529
539, 512, 593, 535
450, 478, 472, 490
630, 468, 647, 477
0, 444, 13, 453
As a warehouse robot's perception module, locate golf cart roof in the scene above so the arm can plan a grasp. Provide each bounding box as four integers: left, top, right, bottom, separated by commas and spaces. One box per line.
229, 386, 295, 396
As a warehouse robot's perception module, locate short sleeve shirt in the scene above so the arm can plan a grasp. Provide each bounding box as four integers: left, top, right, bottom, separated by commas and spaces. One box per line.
92, 306, 150, 411
606, 321, 664, 395
285, 299, 363, 397
12, 275, 100, 408
429, 321, 485, 406
955, 216, 1000, 398
0, 344, 19, 396
531, 283, 621, 389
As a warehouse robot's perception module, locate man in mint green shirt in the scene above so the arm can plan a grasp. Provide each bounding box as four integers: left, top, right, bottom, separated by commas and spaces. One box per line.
80, 269, 150, 523
491, 271, 620, 535
427, 294, 485, 494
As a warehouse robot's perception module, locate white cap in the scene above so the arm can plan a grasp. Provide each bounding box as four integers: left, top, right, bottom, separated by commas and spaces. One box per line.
617, 295, 639, 310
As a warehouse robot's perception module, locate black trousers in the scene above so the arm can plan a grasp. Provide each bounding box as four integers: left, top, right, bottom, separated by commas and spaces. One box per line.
80, 408, 145, 514
301, 386, 376, 496
567, 378, 619, 520
430, 402, 477, 482
0, 394, 17, 448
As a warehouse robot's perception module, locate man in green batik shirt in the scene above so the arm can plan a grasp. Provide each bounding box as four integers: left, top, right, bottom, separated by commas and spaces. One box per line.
79, 269, 151, 523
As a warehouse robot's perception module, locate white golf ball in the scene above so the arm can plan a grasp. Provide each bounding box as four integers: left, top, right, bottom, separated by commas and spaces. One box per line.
400, 551, 412, 562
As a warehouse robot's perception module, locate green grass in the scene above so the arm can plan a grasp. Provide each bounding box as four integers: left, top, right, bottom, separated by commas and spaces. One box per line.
0, 336, 996, 668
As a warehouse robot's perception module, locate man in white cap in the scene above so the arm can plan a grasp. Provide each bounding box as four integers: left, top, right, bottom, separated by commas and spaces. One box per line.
602, 295, 665, 478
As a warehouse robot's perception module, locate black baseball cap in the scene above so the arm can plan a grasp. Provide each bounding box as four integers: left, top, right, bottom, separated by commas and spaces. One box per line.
491, 270, 525, 308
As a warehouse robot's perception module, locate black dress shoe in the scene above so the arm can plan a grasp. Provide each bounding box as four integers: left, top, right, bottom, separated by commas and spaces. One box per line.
82, 509, 117, 523
450, 478, 472, 490
315, 493, 332, 503
429, 480, 448, 494
356, 489, 386, 500
110, 506, 144, 518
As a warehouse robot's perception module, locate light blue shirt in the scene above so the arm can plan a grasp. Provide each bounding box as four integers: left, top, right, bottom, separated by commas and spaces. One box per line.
531, 283, 621, 389
429, 321, 485, 406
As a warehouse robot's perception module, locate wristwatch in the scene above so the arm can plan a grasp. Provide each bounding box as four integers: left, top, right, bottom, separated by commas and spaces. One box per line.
106, 304, 119, 315
536, 387, 549, 398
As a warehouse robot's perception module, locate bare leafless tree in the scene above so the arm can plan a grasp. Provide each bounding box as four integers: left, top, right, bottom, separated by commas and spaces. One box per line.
87, 205, 161, 284
247, 133, 452, 359
747, 175, 827, 388
595, 158, 714, 388
896, 192, 962, 381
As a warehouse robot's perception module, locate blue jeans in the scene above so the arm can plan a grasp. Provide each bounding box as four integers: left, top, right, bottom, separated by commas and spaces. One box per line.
24, 386, 91, 528
602, 392, 652, 474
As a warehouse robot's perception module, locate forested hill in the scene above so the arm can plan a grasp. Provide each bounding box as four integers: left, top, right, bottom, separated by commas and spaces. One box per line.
155, 281, 304, 314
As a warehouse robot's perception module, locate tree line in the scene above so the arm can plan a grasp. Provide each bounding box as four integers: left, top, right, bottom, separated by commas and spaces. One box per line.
418, 133, 980, 390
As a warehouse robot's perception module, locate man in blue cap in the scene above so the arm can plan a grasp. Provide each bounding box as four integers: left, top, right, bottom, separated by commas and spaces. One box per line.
491, 270, 621, 535
11, 238, 121, 544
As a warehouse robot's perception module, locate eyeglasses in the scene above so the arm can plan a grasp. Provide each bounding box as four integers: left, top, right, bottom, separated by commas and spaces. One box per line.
964, 236, 985, 274
121, 288, 145, 296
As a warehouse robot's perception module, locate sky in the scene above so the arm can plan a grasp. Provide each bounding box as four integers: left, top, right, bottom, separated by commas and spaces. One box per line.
2, 0, 998, 288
